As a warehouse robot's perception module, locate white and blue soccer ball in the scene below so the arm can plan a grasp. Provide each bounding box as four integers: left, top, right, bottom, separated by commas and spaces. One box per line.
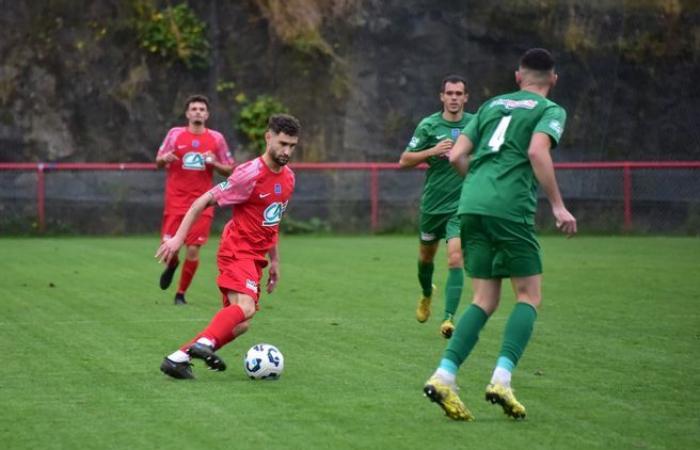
244, 343, 284, 380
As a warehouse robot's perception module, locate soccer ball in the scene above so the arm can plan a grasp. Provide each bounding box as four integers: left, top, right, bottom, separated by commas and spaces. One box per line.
244, 343, 284, 380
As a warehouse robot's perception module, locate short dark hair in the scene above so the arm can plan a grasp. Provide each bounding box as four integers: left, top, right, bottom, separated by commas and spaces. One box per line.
268, 113, 301, 136
441, 75, 468, 93
184, 94, 210, 112
520, 48, 555, 72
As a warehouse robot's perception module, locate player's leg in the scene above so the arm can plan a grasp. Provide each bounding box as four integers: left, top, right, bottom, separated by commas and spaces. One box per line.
160, 257, 261, 379
416, 212, 442, 322
416, 241, 439, 322
424, 214, 500, 420
159, 214, 181, 290
440, 214, 465, 337
187, 291, 257, 371
485, 217, 542, 419
174, 215, 213, 304
173, 245, 200, 305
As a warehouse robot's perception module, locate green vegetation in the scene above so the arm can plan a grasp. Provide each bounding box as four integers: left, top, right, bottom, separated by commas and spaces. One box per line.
236, 95, 290, 153
134, 1, 210, 69
1, 236, 699, 449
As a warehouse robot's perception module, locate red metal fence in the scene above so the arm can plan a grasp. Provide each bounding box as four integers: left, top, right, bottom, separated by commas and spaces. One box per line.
1, 161, 700, 233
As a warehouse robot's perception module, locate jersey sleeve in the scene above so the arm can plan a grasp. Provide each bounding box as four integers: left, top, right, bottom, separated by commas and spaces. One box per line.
156, 128, 180, 158
534, 105, 567, 148
212, 131, 235, 165
405, 121, 431, 152
209, 160, 260, 207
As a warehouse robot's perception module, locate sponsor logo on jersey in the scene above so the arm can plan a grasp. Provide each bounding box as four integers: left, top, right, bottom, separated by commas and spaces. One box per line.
548, 119, 563, 136
408, 136, 420, 148
217, 181, 230, 191
436, 134, 447, 140
274, 183, 282, 195
489, 99, 538, 110
182, 152, 206, 170
262, 201, 288, 227
246, 279, 258, 292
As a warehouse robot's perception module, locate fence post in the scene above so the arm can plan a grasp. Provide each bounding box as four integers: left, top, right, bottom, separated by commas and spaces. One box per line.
370, 166, 379, 232
37, 163, 46, 233
623, 164, 632, 231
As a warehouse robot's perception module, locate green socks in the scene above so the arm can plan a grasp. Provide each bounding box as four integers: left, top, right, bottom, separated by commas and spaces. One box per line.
417, 261, 434, 297
443, 304, 489, 367
443, 267, 463, 320
498, 302, 538, 368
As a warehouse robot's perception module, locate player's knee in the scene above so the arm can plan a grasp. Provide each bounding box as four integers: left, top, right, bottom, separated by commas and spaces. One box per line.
185, 245, 200, 260
239, 301, 257, 319
447, 251, 463, 268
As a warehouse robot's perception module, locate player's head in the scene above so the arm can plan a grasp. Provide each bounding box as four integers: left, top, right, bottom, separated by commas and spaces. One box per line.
516, 48, 557, 90
184, 94, 210, 127
440, 75, 468, 114
265, 114, 301, 167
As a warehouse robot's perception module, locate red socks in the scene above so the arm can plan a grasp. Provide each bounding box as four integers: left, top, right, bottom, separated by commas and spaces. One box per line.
181, 304, 246, 351
177, 259, 199, 294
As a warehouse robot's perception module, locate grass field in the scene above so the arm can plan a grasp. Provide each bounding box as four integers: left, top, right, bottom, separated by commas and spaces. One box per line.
1, 235, 699, 450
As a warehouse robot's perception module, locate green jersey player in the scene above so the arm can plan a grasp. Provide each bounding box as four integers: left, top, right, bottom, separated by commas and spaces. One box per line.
423, 48, 577, 421
399, 75, 473, 338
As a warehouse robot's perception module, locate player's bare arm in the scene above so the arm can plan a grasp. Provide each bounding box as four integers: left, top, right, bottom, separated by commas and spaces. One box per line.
399, 139, 454, 168
449, 134, 473, 176
528, 132, 577, 236
156, 192, 217, 263
266, 244, 280, 294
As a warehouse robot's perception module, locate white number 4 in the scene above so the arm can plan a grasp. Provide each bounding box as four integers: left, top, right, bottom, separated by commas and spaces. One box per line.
487, 115, 512, 152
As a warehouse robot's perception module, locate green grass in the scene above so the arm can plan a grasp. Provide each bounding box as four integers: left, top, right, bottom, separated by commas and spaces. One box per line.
1, 236, 698, 449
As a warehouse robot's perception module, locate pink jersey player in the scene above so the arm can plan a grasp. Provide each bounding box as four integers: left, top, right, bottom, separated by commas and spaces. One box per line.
156, 113, 302, 380
155, 95, 235, 306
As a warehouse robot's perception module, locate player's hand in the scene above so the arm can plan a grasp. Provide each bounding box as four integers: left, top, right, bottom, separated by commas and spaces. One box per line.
162, 152, 179, 163
553, 205, 577, 237
266, 261, 279, 294
203, 151, 216, 165
155, 237, 183, 264
433, 139, 454, 159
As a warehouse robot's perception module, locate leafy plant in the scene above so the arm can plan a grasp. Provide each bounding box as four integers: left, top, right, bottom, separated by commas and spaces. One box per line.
134, 2, 210, 69
236, 95, 289, 153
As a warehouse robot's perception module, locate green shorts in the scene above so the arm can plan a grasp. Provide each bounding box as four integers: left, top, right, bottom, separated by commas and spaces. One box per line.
460, 214, 542, 278
419, 212, 461, 244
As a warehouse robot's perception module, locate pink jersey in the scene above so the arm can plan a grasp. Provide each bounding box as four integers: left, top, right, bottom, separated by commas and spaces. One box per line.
157, 127, 234, 216
209, 157, 295, 261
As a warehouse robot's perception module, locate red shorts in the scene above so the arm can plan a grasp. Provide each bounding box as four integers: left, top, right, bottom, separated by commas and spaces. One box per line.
217, 254, 268, 303
161, 213, 213, 246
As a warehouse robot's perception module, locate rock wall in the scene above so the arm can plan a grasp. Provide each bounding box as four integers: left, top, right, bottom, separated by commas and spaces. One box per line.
0, 0, 697, 163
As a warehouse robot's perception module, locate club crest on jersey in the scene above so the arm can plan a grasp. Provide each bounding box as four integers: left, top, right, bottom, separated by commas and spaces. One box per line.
262, 201, 288, 227
451, 128, 461, 140
192, 139, 200, 148
274, 183, 282, 195
182, 152, 206, 170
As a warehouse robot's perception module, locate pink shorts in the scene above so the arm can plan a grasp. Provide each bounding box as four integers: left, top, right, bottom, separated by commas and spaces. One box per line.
161, 214, 213, 246
217, 254, 268, 304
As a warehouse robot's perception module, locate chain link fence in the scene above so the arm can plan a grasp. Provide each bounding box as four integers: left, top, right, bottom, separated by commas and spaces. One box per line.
1, 163, 699, 235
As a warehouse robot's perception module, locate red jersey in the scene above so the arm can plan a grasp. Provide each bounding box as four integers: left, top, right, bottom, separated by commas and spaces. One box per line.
157, 127, 234, 217
209, 157, 295, 261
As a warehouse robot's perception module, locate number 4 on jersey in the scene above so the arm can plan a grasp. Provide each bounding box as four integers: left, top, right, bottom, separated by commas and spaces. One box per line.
487, 115, 512, 152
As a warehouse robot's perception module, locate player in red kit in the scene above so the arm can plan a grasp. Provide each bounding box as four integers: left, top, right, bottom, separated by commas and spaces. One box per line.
156, 114, 301, 379
156, 95, 235, 305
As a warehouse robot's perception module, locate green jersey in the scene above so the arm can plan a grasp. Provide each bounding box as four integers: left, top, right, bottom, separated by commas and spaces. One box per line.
458, 90, 566, 224
406, 111, 473, 214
